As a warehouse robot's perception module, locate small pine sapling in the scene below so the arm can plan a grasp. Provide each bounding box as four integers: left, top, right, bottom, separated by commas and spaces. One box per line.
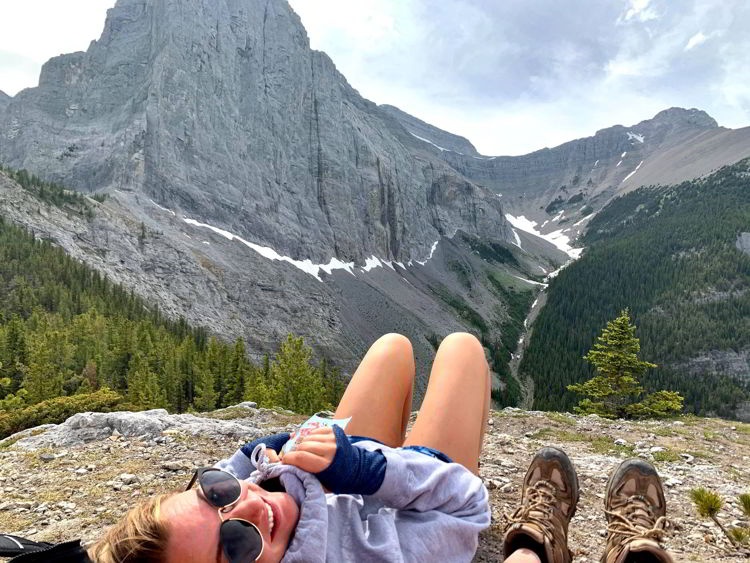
690, 488, 750, 553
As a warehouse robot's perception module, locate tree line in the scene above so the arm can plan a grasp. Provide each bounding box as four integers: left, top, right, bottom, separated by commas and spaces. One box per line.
0, 212, 346, 423
521, 159, 750, 419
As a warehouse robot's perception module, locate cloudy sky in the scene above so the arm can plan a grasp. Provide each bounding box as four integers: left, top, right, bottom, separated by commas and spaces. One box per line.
1, 0, 748, 155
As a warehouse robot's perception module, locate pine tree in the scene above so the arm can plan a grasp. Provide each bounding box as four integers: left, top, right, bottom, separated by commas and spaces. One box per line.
226, 338, 251, 405
690, 488, 750, 550
269, 335, 328, 414
24, 329, 72, 404
1, 315, 28, 394
193, 356, 216, 412
568, 309, 682, 419
568, 309, 652, 418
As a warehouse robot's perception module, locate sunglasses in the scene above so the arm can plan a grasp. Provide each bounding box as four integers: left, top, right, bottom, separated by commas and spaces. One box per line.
186, 468, 265, 562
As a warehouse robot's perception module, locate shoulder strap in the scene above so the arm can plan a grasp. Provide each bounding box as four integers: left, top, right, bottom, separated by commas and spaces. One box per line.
8, 539, 92, 562
0, 535, 53, 557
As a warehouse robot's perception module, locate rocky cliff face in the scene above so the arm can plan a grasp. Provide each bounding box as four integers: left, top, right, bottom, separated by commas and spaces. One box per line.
0, 0, 545, 396
379, 104, 481, 157
387, 105, 750, 243
3, 0, 747, 405
0, 0, 510, 265
2, 406, 749, 562
0, 90, 9, 115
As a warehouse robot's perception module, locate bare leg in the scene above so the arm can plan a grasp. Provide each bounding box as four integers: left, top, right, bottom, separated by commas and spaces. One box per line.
334, 333, 414, 447
404, 332, 490, 474
505, 549, 541, 563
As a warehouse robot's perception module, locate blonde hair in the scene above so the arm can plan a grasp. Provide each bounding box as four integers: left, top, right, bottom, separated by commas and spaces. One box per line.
88, 492, 174, 563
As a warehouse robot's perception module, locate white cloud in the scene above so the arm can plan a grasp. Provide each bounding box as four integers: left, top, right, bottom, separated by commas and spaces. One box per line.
0, 0, 115, 95
621, 0, 659, 23
685, 31, 708, 50
1, 0, 748, 158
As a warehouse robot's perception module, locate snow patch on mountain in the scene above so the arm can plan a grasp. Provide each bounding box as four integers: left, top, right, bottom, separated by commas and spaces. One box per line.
505, 214, 583, 259
409, 131, 463, 155
627, 132, 645, 143
180, 215, 439, 281
622, 160, 644, 183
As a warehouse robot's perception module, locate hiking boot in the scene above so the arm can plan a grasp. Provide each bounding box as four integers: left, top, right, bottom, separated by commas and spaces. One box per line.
601, 459, 673, 563
503, 447, 580, 563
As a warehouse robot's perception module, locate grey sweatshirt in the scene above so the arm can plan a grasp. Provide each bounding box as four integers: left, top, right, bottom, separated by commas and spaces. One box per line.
216, 439, 491, 562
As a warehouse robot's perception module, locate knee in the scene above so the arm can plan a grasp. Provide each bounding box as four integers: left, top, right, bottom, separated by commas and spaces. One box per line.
372, 333, 414, 365
376, 332, 413, 352
439, 333, 489, 368
506, 548, 542, 563
440, 332, 484, 355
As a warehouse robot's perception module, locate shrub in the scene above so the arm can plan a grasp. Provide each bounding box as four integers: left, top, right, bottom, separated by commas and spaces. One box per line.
0, 388, 123, 439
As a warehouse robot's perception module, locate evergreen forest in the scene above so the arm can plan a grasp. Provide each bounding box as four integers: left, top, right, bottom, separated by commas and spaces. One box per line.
0, 211, 346, 438
521, 159, 750, 419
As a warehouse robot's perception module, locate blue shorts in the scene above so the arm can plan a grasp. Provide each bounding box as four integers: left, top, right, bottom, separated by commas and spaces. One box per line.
349, 435, 453, 463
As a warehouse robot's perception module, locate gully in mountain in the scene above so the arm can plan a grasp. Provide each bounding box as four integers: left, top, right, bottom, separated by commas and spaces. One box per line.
87, 332, 492, 562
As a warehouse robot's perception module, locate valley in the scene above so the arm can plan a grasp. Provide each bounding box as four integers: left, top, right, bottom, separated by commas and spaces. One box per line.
0, 0, 749, 419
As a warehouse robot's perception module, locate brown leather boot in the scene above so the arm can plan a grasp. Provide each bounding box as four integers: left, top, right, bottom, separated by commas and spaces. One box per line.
503, 447, 580, 563
601, 459, 673, 563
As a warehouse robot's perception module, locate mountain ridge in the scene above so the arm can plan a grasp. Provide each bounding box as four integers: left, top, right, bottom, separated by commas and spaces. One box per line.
385, 104, 750, 245
0, 0, 512, 265
1, 0, 749, 406
0, 90, 9, 114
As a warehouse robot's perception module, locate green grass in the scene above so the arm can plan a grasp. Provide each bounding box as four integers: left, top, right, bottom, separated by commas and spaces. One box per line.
546, 412, 578, 427
529, 427, 635, 456
651, 427, 677, 437
652, 449, 680, 463
590, 437, 636, 457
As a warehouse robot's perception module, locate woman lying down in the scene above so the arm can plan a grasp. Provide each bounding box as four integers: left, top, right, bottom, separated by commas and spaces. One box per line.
89, 333, 491, 562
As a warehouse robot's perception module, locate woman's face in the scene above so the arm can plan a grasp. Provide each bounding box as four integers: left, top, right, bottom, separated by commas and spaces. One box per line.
161, 479, 300, 563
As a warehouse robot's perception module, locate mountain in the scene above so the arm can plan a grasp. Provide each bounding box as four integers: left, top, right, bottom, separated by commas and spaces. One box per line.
0, 90, 9, 115
0, 0, 569, 400
379, 104, 481, 157
1, 0, 748, 409
519, 158, 750, 420
0, 0, 510, 264
389, 106, 750, 242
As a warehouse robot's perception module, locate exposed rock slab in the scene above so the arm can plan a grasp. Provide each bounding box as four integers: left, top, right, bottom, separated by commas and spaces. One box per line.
5, 408, 263, 450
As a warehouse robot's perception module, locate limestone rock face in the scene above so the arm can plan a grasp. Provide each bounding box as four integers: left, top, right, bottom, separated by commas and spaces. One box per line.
0, 0, 511, 265
6, 408, 263, 449
387, 105, 750, 243
379, 104, 480, 156
0, 0, 534, 398
737, 233, 750, 256
0, 90, 9, 115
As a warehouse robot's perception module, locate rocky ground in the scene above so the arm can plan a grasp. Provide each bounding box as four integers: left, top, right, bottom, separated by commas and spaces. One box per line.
1, 406, 749, 562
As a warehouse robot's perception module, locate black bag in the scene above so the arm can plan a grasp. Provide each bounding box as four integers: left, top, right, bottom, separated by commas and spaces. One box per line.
1, 535, 92, 562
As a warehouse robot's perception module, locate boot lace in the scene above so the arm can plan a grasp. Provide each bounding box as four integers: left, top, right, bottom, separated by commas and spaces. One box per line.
605, 495, 670, 544
505, 479, 559, 542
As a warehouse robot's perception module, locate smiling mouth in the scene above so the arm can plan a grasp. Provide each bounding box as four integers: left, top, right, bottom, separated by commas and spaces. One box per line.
263, 498, 279, 541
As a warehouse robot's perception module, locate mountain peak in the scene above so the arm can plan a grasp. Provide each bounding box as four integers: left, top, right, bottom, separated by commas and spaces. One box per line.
646, 107, 718, 129
379, 104, 480, 156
